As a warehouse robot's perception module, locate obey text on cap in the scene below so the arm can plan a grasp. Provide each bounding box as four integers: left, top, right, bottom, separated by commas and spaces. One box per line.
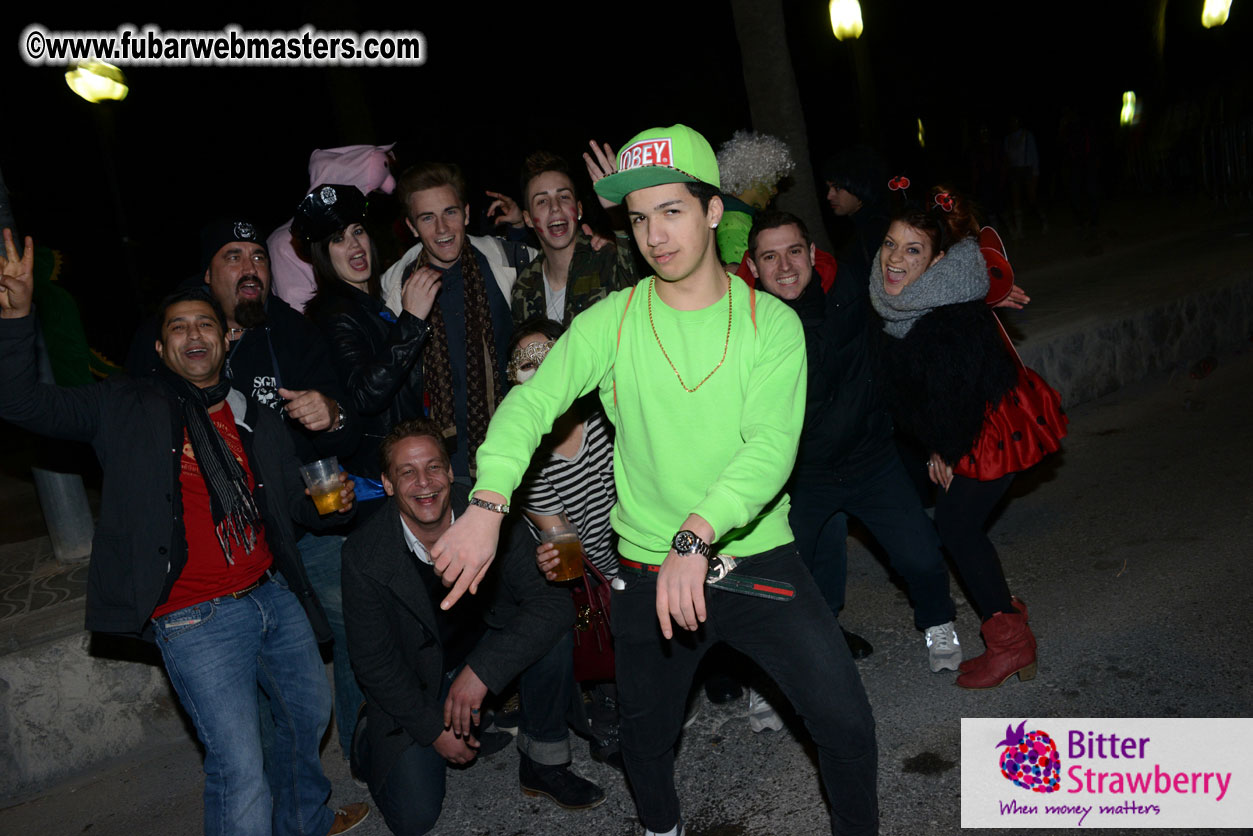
619, 138, 673, 171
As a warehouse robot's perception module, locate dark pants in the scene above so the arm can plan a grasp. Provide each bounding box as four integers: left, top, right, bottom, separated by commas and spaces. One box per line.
934, 473, 1015, 620
790, 454, 956, 630
612, 544, 878, 836
363, 632, 574, 836
297, 531, 364, 758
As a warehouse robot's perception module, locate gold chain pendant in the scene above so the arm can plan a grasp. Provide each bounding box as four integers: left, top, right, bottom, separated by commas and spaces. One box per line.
647, 276, 733, 393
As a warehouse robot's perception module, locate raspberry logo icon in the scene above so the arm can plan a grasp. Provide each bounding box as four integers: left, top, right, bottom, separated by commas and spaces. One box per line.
996, 720, 1061, 793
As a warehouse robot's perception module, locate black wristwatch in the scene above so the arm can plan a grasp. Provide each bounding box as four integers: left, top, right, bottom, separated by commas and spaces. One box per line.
672, 530, 712, 558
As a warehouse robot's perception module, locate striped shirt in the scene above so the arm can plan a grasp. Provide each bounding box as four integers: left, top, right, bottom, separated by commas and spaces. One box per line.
517, 410, 618, 577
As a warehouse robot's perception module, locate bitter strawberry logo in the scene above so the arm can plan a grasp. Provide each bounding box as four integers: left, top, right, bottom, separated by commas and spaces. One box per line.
997, 720, 1061, 793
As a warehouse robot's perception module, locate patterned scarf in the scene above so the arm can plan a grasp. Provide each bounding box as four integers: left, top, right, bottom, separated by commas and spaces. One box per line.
155, 363, 260, 564
416, 239, 503, 475
869, 237, 989, 338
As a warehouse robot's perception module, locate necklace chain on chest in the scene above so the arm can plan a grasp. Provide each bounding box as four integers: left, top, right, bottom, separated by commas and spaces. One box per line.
647, 276, 733, 393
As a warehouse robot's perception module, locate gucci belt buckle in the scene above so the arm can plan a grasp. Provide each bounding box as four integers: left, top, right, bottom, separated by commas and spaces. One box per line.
704, 554, 796, 602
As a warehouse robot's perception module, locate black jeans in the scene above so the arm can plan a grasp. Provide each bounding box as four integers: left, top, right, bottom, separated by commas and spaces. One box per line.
364, 632, 574, 835
934, 473, 1015, 620
612, 544, 879, 835
790, 453, 956, 630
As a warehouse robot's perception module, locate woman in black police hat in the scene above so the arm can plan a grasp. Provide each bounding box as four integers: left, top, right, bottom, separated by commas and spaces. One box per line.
296, 183, 440, 516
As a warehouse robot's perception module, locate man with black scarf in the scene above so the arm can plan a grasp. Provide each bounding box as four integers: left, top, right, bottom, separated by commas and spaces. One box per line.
745, 212, 962, 675
0, 229, 369, 836
126, 217, 368, 764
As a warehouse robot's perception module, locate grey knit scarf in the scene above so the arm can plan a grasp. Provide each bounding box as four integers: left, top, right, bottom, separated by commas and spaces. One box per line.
869, 237, 989, 338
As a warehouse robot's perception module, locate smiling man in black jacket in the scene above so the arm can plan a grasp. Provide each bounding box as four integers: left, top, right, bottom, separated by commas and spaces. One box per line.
342, 418, 602, 835
0, 229, 369, 836
746, 211, 961, 674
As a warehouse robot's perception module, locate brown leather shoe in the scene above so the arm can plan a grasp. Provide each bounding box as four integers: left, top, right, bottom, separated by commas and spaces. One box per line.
327, 802, 370, 835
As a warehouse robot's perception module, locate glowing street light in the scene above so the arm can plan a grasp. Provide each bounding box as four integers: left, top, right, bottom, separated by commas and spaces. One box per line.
1120, 91, 1141, 126
65, 61, 129, 103
829, 0, 864, 41
1202, 0, 1233, 28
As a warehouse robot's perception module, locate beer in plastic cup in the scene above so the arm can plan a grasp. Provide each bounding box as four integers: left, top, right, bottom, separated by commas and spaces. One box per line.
299, 457, 344, 515
541, 518, 584, 582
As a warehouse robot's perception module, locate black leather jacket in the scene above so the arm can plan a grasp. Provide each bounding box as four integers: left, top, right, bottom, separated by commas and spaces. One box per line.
306, 281, 429, 480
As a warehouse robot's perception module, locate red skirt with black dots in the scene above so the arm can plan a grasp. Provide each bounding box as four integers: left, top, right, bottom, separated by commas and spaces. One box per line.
953, 367, 1068, 481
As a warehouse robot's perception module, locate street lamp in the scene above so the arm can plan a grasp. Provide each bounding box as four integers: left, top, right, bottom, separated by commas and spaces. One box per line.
1120, 91, 1141, 126
829, 0, 864, 41
65, 60, 128, 103
1202, 0, 1233, 28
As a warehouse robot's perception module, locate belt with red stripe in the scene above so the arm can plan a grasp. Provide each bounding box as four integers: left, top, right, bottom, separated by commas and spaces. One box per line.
618, 555, 795, 602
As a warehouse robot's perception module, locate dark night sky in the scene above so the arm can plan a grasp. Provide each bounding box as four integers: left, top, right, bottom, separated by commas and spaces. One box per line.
4, 1, 1248, 356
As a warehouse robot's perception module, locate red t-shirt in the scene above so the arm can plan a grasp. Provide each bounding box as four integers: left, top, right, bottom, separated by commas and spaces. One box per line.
152, 402, 273, 618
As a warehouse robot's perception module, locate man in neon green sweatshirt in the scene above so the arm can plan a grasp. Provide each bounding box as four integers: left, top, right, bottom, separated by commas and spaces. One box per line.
430, 125, 878, 836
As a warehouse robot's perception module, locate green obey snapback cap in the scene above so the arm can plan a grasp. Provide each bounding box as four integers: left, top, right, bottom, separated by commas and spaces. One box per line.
593, 124, 721, 205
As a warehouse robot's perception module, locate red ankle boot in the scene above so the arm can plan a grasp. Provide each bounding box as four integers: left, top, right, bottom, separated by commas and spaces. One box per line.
956, 607, 1037, 689
959, 598, 1029, 673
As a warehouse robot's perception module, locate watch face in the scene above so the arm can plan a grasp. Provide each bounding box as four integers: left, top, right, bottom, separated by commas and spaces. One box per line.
674, 531, 696, 553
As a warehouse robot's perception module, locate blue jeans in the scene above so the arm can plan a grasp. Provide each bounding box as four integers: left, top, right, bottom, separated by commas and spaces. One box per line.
517, 630, 575, 765
152, 574, 334, 836
612, 544, 879, 835
790, 453, 956, 630
298, 531, 364, 757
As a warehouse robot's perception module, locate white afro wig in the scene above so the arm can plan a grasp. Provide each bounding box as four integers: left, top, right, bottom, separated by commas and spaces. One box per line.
716, 131, 796, 196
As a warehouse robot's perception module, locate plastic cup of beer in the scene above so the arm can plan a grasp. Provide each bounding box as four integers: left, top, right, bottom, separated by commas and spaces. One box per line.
299, 457, 344, 515
541, 518, 584, 583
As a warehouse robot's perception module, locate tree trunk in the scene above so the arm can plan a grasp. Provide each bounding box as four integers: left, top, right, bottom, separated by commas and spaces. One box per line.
730, 0, 831, 250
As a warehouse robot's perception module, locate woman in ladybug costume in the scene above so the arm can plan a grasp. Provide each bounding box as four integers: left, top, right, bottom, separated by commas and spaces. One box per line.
871, 185, 1066, 689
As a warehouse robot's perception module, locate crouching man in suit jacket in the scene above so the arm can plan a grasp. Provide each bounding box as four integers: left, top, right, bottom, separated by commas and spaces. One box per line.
342, 418, 605, 836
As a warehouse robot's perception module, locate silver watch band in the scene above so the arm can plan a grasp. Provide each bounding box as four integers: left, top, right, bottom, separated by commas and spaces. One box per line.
468, 496, 510, 515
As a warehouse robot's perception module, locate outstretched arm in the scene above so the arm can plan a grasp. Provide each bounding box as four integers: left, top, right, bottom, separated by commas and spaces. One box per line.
0, 230, 107, 443
431, 300, 618, 609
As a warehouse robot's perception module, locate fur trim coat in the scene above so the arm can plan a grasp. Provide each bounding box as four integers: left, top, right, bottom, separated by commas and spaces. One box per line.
875, 299, 1019, 466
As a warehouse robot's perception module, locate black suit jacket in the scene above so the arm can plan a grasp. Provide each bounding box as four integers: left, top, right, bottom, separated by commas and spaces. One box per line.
341, 486, 571, 783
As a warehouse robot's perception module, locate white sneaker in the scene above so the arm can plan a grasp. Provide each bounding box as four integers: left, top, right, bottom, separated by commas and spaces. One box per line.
746, 687, 783, 733
644, 823, 683, 836
925, 621, 962, 672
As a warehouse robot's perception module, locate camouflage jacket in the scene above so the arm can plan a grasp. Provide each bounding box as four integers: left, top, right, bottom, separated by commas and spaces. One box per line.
510, 233, 640, 326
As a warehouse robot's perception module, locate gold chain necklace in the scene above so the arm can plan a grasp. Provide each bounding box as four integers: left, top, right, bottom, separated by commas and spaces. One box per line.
647, 276, 732, 393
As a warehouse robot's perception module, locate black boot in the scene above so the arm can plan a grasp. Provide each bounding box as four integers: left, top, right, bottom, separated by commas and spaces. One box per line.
519, 754, 606, 809
702, 672, 743, 704
843, 628, 874, 659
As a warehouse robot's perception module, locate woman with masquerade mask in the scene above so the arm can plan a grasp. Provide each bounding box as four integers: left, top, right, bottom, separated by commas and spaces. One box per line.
871, 186, 1066, 690
508, 316, 622, 768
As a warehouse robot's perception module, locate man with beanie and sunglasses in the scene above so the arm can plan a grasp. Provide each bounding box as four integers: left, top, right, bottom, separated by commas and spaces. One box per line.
429, 126, 879, 836
0, 230, 369, 836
